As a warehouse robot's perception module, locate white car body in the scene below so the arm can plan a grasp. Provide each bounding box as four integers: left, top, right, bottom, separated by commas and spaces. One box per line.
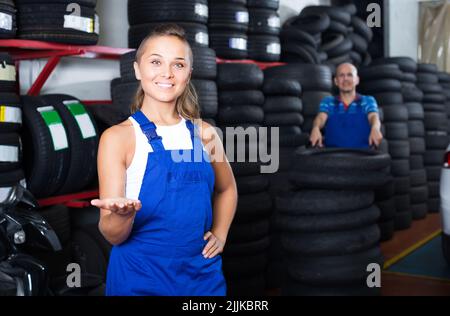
441, 143, 450, 265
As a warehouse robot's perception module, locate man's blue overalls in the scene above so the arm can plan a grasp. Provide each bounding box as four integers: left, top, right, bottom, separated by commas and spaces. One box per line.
106, 110, 226, 296
324, 95, 371, 149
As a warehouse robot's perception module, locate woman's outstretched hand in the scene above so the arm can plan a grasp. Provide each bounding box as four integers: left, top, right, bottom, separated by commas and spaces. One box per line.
202, 231, 225, 259
91, 198, 142, 217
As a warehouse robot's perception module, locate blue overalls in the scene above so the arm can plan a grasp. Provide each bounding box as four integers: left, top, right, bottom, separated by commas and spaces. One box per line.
324, 96, 371, 149
105, 110, 226, 296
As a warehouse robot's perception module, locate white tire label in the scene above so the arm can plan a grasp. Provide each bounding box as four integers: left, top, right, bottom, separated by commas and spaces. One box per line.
267, 43, 281, 55
0, 64, 16, 82
229, 38, 247, 50
0, 106, 22, 124
236, 11, 249, 23
195, 3, 208, 18
64, 15, 96, 33
195, 32, 209, 46
268, 16, 280, 28
37, 106, 69, 151
0, 145, 18, 162
0, 12, 12, 31
63, 100, 96, 139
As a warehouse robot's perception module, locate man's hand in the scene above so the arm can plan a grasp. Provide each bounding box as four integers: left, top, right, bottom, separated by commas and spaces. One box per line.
369, 127, 383, 148
310, 126, 324, 147
91, 198, 142, 217
202, 231, 225, 259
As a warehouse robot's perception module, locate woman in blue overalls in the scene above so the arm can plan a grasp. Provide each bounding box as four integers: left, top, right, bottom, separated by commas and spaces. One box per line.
309, 63, 383, 148
91, 24, 238, 296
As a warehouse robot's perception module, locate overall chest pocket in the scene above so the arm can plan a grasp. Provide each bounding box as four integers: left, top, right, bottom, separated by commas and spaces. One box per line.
166, 169, 204, 191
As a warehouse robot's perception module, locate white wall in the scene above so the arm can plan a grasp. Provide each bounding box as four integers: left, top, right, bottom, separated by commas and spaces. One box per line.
18, 0, 331, 101
387, 0, 420, 61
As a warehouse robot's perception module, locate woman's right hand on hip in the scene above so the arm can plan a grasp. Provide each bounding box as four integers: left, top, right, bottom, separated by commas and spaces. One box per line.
91, 198, 142, 217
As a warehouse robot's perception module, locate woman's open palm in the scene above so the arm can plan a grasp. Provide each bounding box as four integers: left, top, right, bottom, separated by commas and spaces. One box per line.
91, 198, 142, 217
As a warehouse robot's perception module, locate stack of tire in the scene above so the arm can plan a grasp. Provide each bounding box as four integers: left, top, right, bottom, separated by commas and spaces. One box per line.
0, 0, 16, 39
280, 4, 372, 68
416, 63, 448, 213
16, 0, 99, 45
358, 63, 413, 230
216, 63, 271, 295
208, 0, 248, 60
437, 72, 450, 143
275, 148, 389, 296
111, 45, 218, 126
127, 0, 209, 49
0, 53, 26, 199
21, 95, 99, 198
260, 77, 308, 289
263, 64, 333, 133
247, 0, 281, 62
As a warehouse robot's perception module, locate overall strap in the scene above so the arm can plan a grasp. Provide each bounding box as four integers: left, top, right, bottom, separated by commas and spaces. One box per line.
185, 119, 197, 141
131, 110, 165, 152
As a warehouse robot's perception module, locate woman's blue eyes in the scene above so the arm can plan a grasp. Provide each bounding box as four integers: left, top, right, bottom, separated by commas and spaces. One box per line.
150, 60, 184, 68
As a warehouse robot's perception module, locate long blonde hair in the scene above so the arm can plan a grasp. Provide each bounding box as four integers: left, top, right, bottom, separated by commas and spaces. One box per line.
130, 23, 200, 121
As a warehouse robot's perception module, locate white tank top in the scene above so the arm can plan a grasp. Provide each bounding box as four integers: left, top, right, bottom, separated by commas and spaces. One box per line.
125, 115, 193, 200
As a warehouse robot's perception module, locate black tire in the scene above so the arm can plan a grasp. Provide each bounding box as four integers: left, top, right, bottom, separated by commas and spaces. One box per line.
348, 33, 368, 55
292, 148, 391, 172
410, 155, 424, 170
402, 73, 417, 83
39, 204, 71, 245
232, 192, 273, 224
424, 112, 447, 131
127, 0, 208, 25
371, 57, 417, 73
393, 176, 411, 195
191, 80, 218, 118
425, 133, 449, 149
382, 105, 409, 122
379, 220, 395, 242
422, 103, 445, 112
208, 4, 249, 32
417, 63, 438, 73
209, 31, 248, 59
417, 82, 442, 94
281, 43, 319, 64
301, 5, 352, 25
227, 219, 270, 244
422, 93, 446, 104
286, 13, 330, 34
384, 122, 409, 140
275, 190, 374, 216
15, 0, 96, 6
71, 230, 108, 279
406, 103, 424, 120
281, 224, 380, 256
248, 8, 280, 35
427, 198, 440, 213
248, 35, 280, 62
276, 205, 380, 233
410, 186, 428, 204
247, 0, 279, 10
0, 53, 16, 92
128, 22, 209, 49
222, 253, 268, 279
394, 211, 412, 230
286, 246, 383, 285
409, 137, 426, 154
219, 90, 264, 107
408, 121, 425, 137
351, 16, 373, 42
264, 64, 333, 92
377, 198, 396, 221
359, 64, 403, 81
191, 47, 217, 80
424, 149, 446, 165
224, 236, 270, 256
390, 159, 410, 177
387, 140, 410, 158
0, 133, 20, 172
21, 96, 71, 198
263, 96, 302, 113
417, 72, 439, 84
218, 105, 264, 124
359, 79, 402, 94
264, 112, 304, 126
235, 174, 269, 194
263, 78, 302, 96
217, 63, 263, 90
280, 26, 316, 48
41, 95, 99, 194
327, 20, 350, 35
325, 37, 353, 58
372, 92, 403, 105
302, 91, 332, 117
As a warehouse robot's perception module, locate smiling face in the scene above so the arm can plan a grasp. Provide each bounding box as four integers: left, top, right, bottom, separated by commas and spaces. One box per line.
334, 63, 360, 93
133, 35, 193, 105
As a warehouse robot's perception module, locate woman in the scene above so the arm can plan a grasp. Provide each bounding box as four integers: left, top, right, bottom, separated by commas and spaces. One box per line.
91, 24, 238, 296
